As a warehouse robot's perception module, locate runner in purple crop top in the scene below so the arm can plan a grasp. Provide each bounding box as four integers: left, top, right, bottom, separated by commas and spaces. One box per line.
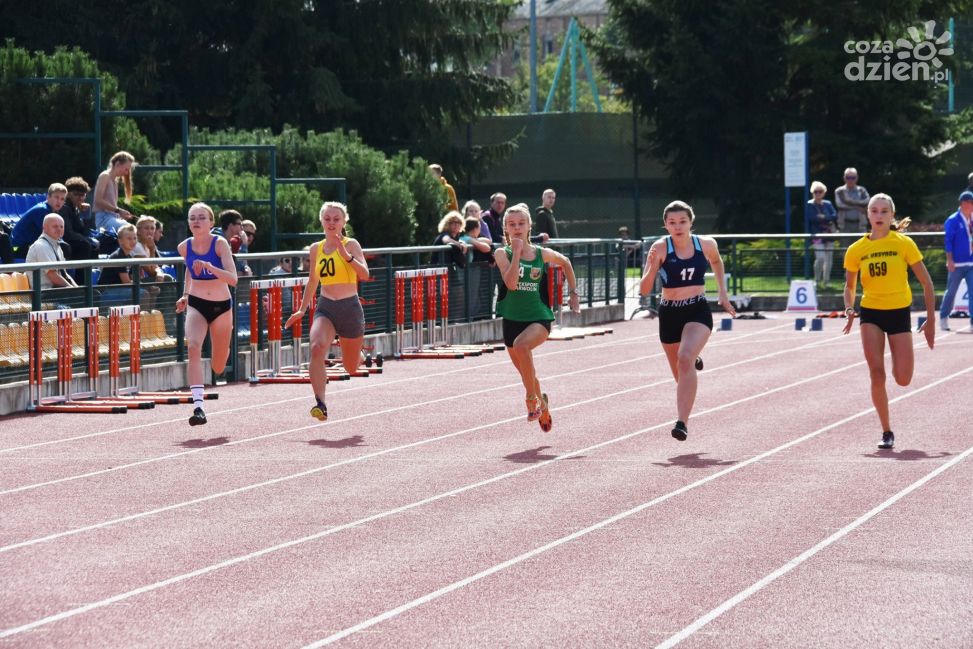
175, 202, 238, 426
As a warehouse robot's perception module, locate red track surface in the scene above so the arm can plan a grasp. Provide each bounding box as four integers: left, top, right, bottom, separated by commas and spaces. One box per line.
1, 313, 970, 648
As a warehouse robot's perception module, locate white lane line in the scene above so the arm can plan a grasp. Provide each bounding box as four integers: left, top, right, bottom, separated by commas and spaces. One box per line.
0, 337, 879, 640
655, 443, 973, 649
0, 326, 831, 551
300, 364, 973, 648
0, 325, 798, 495
0, 330, 661, 454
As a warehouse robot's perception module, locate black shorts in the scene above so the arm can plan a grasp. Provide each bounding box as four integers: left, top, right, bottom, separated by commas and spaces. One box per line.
502, 319, 552, 347
188, 295, 233, 324
858, 306, 912, 335
658, 294, 713, 344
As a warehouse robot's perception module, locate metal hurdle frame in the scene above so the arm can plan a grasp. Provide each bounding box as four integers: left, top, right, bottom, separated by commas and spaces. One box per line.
546, 263, 613, 341
394, 268, 469, 359
107, 305, 218, 404
27, 307, 151, 413
425, 268, 503, 353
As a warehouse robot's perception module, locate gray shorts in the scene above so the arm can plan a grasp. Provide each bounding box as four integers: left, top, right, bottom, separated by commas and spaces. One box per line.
314, 295, 365, 339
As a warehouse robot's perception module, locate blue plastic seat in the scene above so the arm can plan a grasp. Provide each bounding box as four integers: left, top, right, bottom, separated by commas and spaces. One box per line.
0, 193, 14, 217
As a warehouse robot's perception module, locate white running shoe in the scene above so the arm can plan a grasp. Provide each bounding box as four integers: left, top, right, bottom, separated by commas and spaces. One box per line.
939, 318, 950, 332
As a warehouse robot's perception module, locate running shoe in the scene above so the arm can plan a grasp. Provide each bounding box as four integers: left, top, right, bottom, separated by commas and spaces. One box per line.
188, 407, 207, 426
695, 356, 704, 371
671, 419, 688, 441
310, 398, 328, 421
878, 431, 895, 450
538, 393, 552, 432
526, 395, 542, 422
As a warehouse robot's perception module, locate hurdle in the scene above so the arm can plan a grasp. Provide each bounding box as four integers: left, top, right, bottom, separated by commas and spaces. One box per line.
546, 264, 614, 341
424, 268, 503, 354
394, 268, 485, 359
106, 305, 218, 404
247, 277, 377, 384
26, 307, 152, 413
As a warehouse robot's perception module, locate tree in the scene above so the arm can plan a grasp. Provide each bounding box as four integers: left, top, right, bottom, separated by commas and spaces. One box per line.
589, 0, 973, 231
2, 0, 517, 159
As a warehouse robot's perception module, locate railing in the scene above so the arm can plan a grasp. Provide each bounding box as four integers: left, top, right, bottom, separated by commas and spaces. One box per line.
0, 240, 629, 384
621, 232, 949, 299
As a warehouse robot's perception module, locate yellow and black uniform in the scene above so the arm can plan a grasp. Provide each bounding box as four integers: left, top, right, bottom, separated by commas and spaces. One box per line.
844, 231, 923, 334
313, 238, 365, 338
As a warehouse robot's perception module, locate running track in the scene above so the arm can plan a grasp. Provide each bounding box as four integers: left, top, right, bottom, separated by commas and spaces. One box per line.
1, 313, 970, 648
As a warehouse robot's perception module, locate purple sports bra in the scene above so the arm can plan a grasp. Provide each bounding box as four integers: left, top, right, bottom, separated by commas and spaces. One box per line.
184, 236, 224, 280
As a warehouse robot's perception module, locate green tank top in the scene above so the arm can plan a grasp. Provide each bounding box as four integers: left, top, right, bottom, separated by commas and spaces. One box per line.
496, 246, 554, 322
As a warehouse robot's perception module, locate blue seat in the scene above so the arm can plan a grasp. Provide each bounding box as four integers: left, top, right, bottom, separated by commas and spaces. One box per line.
0, 193, 14, 217
14, 194, 31, 214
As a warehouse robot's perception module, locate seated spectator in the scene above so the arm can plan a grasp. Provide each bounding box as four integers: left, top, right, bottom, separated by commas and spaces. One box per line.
97, 223, 154, 307
25, 214, 78, 289
433, 212, 470, 268
92, 151, 136, 232
11, 183, 68, 253
268, 256, 294, 275
153, 217, 165, 246
214, 209, 252, 276
0, 225, 13, 264
133, 215, 171, 282
58, 177, 99, 265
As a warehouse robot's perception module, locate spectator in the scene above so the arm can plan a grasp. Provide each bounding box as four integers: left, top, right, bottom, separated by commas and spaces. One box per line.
213, 209, 252, 276
460, 216, 493, 318
0, 226, 12, 264
533, 188, 558, 240
481, 192, 507, 245
268, 256, 294, 275
429, 164, 459, 212
462, 200, 492, 248
966, 172, 973, 194
57, 177, 98, 266
153, 218, 165, 246
939, 191, 973, 332
433, 212, 470, 268
24, 214, 78, 289
134, 215, 172, 283
92, 151, 136, 232
98, 223, 156, 308
11, 183, 68, 252
806, 180, 839, 289
834, 167, 869, 233
241, 219, 257, 251
618, 226, 639, 266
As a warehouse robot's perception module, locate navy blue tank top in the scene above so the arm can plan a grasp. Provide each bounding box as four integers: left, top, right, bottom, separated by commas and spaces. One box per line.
184, 236, 224, 280
659, 235, 708, 288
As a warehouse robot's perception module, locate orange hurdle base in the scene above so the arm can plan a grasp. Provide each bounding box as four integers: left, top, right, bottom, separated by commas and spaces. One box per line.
30, 402, 129, 414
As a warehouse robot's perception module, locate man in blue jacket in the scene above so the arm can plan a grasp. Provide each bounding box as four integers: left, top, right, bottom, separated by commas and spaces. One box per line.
10, 183, 67, 253
940, 191, 973, 331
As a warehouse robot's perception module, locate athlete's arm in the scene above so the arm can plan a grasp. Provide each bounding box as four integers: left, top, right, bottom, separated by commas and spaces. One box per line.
286, 243, 321, 329
842, 270, 859, 335
541, 247, 580, 312
495, 244, 521, 291
342, 238, 370, 281
638, 240, 664, 297
910, 260, 936, 349
702, 237, 736, 317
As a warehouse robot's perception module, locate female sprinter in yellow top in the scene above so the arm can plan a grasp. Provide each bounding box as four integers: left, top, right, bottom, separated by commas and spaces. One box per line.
495, 203, 580, 432
285, 202, 369, 421
842, 193, 935, 450
639, 200, 735, 441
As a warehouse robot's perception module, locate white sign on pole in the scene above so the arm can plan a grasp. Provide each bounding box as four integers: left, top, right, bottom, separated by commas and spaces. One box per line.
786, 279, 818, 312
784, 132, 807, 188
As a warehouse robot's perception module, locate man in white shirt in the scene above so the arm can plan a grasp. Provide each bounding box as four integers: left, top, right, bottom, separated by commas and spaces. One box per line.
25, 214, 78, 289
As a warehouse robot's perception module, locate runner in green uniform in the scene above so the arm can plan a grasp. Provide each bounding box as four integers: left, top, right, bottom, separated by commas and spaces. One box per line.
495, 203, 580, 432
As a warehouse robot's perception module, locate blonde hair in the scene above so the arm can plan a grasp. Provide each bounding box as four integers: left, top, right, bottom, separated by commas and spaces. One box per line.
320, 201, 350, 236
502, 203, 532, 246
438, 211, 463, 233
108, 151, 136, 202
462, 200, 481, 218
662, 200, 696, 223
116, 223, 136, 239
868, 193, 912, 231
188, 202, 215, 223
810, 181, 827, 195
47, 183, 68, 196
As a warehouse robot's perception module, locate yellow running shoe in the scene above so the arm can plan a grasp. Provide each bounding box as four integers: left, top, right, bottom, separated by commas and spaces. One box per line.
310, 398, 328, 421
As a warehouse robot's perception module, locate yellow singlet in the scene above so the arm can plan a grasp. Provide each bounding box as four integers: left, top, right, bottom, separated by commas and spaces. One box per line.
316, 238, 357, 286
843, 231, 923, 310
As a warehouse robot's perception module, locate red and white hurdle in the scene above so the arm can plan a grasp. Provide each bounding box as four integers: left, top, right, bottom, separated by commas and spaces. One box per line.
394, 268, 496, 359
107, 305, 218, 404
27, 307, 154, 413
544, 263, 613, 340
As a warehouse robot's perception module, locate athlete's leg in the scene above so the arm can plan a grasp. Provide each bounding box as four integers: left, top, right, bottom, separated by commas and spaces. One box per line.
860, 323, 891, 432
339, 336, 364, 375
309, 315, 337, 403
674, 322, 711, 424
662, 342, 680, 382
507, 323, 550, 404
887, 331, 915, 387
207, 308, 234, 375
185, 307, 210, 388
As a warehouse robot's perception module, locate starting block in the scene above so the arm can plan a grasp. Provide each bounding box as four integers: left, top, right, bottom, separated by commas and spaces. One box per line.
810, 318, 823, 331
719, 318, 733, 331
795, 318, 807, 330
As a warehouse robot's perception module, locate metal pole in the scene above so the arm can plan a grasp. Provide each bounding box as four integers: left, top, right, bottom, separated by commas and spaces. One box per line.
784, 188, 792, 285
632, 108, 642, 240
529, 0, 538, 114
